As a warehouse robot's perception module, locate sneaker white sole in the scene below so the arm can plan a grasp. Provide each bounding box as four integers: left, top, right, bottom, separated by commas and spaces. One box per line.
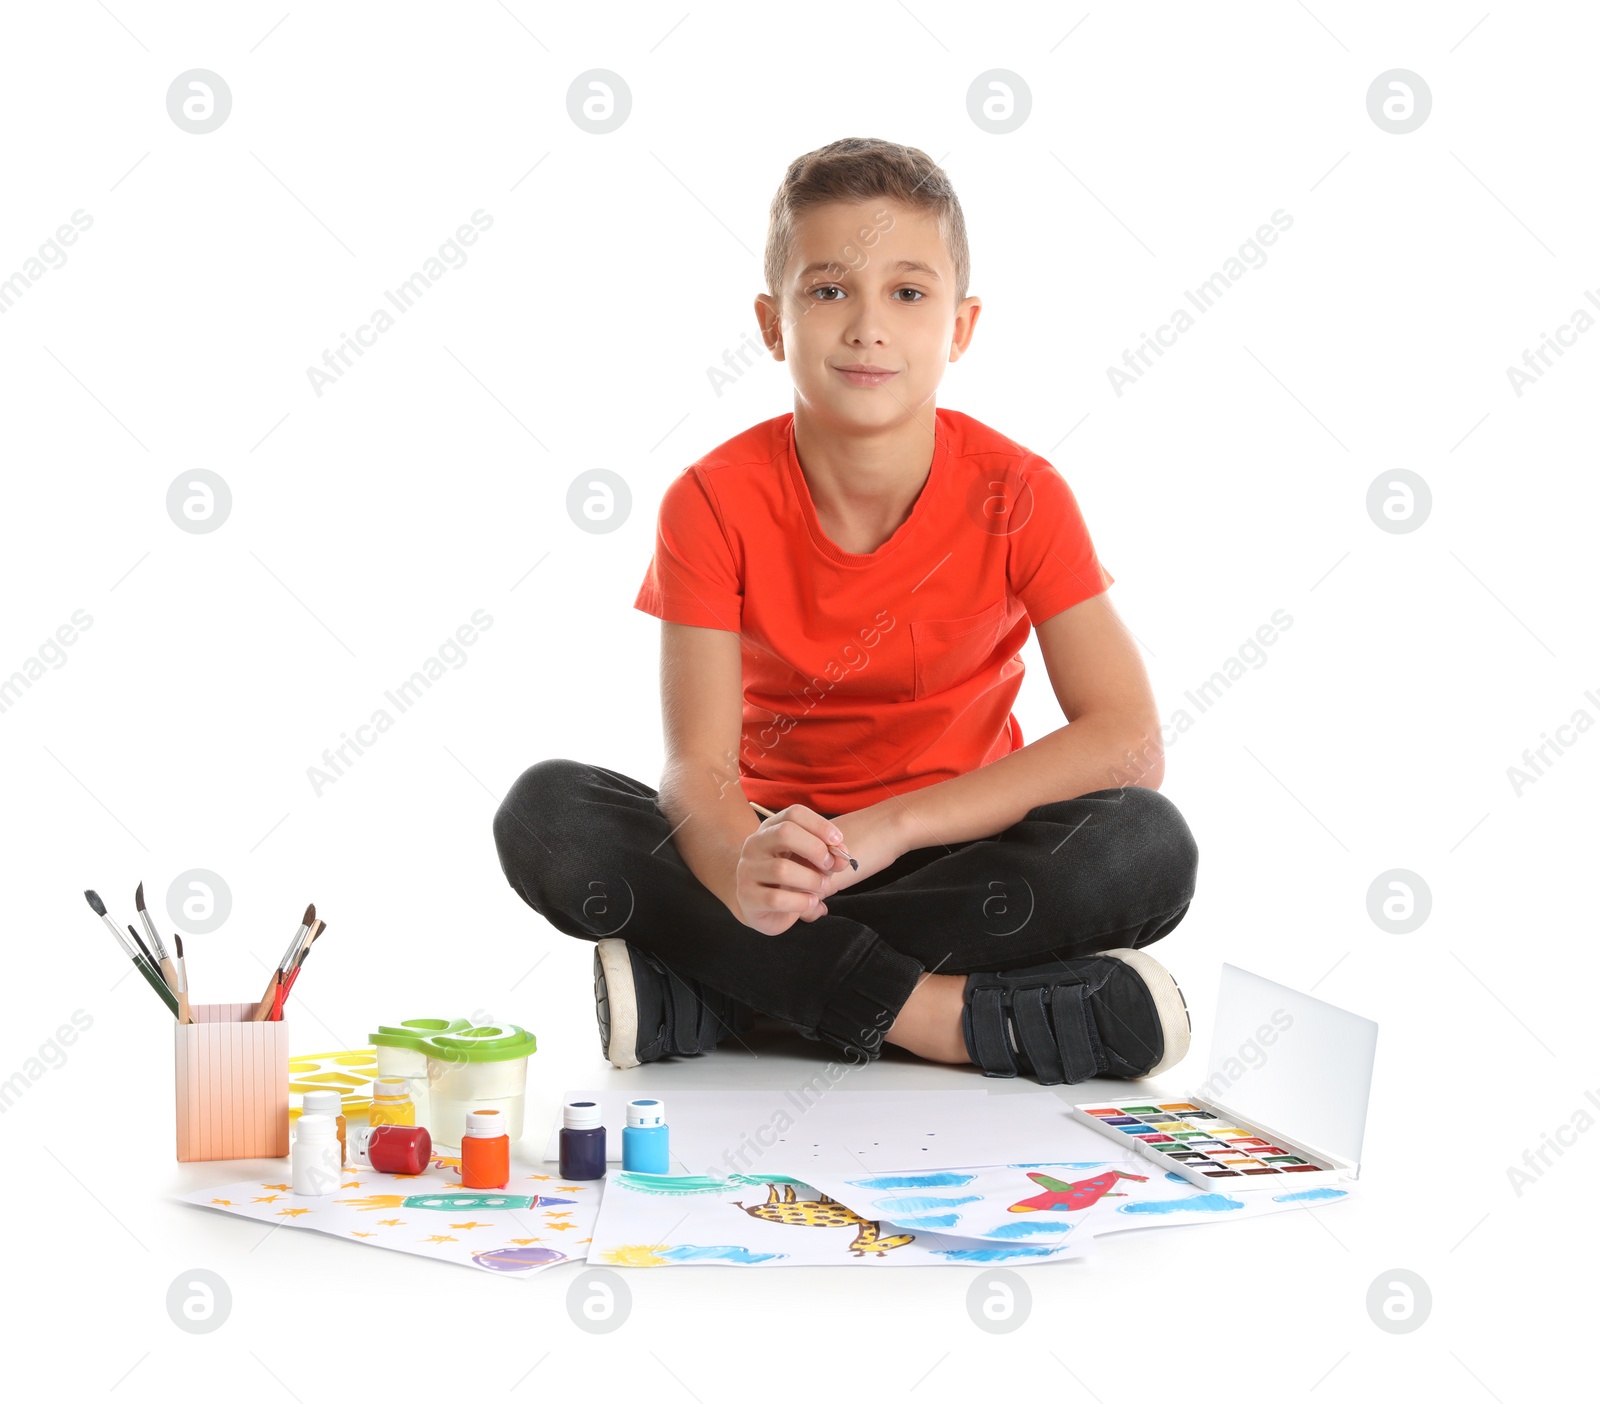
1097, 946, 1191, 1078
596, 937, 640, 1070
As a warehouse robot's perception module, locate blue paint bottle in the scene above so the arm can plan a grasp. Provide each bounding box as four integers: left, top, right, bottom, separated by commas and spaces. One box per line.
623, 1098, 669, 1173
559, 1100, 606, 1180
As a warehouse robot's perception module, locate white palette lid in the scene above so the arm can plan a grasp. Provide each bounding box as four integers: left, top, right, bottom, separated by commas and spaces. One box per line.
1198, 964, 1379, 1174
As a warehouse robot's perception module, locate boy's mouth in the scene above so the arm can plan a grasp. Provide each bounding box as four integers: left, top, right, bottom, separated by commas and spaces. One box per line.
832, 363, 900, 387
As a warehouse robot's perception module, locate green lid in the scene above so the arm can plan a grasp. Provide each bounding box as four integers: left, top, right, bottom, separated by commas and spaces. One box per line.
425, 1024, 537, 1063
365, 1018, 536, 1063
368, 1017, 472, 1052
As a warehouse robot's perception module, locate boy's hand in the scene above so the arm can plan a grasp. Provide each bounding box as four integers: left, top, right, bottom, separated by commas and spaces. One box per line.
735, 805, 844, 934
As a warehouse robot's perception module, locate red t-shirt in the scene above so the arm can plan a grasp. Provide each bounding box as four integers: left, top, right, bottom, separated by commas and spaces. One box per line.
633, 407, 1114, 816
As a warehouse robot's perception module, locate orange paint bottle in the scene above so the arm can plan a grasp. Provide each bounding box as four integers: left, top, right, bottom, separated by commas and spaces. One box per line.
461, 1108, 510, 1189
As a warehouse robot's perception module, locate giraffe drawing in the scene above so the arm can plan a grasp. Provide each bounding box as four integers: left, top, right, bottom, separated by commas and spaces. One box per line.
734, 1182, 915, 1258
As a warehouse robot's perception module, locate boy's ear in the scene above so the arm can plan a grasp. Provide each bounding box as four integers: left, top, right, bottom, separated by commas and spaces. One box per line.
948, 296, 982, 362
754, 293, 786, 362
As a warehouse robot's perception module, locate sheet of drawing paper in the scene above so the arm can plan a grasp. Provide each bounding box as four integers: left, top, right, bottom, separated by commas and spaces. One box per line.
802, 1159, 1151, 1246
650, 1088, 1117, 1175
544, 1088, 988, 1167
586, 1170, 1094, 1268
183, 1152, 602, 1276
1080, 1168, 1356, 1234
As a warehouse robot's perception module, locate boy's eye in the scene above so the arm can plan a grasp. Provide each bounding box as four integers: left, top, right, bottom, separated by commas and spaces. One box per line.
894, 288, 925, 303
810, 285, 844, 302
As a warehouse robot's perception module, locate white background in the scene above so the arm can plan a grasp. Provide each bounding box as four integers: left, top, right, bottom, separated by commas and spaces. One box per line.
3, 2, 1594, 1399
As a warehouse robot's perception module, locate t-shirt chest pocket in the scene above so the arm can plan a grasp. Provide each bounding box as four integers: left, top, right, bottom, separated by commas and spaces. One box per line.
910, 599, 1011, 701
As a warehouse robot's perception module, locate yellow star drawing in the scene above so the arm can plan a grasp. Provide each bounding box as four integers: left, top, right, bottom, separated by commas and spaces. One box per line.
449, 1221, 492, 1230
350, 1231, 375, 1238
252, 1194, 283, 1204
260, 1183, 292, 1191
209, 1198, 234, 1206
544, 1220, 576, 1232
527, 1173, 552, 1181
376, 1219, 406, 1227
556, 1186, 584, 1194
421, 1234, 458, 1244
578, 1237, 592, 1244
277, 1207, 313, 1218
508, 1237, 543, 1245
341, 1180, 364, 1189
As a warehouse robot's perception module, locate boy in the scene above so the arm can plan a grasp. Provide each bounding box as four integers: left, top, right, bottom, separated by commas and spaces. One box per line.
494, 137, 1199, 1086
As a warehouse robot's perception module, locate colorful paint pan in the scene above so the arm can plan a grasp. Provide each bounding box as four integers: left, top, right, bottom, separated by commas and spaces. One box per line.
1069, 1097, 1343, 1191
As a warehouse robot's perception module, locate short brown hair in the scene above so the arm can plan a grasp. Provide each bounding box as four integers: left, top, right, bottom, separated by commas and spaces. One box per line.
763, 137, 970, 304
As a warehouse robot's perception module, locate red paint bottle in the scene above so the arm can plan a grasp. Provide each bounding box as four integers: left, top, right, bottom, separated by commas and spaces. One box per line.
461, 1108, 511, 1189
349, 1123, 432, 1176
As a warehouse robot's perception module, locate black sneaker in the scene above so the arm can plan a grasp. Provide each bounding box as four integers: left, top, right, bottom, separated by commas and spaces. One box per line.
960, 948, 1190, 1086
594, 938, 755, 1069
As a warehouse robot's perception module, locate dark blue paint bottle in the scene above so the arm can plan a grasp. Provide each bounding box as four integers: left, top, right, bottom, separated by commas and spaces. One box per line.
559, 1100, 606, 1179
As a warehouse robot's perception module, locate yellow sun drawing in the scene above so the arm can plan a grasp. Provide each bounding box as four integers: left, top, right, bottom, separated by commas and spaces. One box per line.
601, 1244, 669, 1267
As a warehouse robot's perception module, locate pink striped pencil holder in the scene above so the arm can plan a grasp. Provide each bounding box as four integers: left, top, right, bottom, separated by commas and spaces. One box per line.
174, 1002, 290, 1162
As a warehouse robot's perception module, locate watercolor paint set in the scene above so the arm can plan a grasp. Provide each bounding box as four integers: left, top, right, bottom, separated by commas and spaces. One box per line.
1073, 1098, 1339, 1187
1072, 965, 1379, 1191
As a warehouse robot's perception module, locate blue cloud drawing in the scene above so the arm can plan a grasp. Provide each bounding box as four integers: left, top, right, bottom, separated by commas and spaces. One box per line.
933, 1246, 1063, 1262
845, 1172, 975, 1189
1272, 1188, 1348, 1204
892, 1213, 961, 1229
1116, 1193, 1246, 1216
981, 1219, 1078, 1239
872, 1194, 983, 1214
660, 1245, 785, 1264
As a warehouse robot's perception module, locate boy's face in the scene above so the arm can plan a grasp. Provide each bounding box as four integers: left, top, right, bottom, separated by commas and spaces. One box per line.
756, 200, 981, 431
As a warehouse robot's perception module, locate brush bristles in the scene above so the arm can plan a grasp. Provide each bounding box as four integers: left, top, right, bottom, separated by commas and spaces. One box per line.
84, 890, 106, 916
303, 903, 315, 925
135, 881, 146, 911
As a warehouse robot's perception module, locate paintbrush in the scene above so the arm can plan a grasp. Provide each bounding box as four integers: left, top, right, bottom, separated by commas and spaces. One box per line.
172, 933, 194, 1024
275, 919, 325, 1018
253, 904, 314, 1021
84, 890, 179, 1017
136, 881, 193, 1022
748, 802, 858, 870
134, 882, 175, 982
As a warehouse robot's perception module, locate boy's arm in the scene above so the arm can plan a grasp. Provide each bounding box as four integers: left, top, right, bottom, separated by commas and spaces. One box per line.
654, 621, 841, 932
847, 592, 1163, 860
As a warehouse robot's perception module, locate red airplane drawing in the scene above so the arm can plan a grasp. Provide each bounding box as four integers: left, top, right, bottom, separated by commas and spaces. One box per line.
1007, 1168, 1149, 1214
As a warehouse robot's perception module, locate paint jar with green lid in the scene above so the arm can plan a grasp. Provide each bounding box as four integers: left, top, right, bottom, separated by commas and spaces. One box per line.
368, 1017, 471, 1130
423, 1024, 538, 1150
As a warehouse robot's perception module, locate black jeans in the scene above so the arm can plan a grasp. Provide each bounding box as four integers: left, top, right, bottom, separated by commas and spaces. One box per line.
493, 758, 1199, 1060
